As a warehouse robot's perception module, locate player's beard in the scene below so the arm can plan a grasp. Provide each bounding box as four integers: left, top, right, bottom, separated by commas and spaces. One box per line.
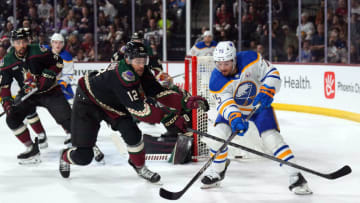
16, 47, 27, 58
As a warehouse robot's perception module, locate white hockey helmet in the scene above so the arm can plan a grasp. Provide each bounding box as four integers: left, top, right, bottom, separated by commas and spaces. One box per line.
50, 33, 64, 42
213, 41, 236, 62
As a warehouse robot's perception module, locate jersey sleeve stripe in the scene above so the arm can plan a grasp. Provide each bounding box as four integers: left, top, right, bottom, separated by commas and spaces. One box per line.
241, 53, 260, 73
219, 99, 236, 116
209, 80, 234, 93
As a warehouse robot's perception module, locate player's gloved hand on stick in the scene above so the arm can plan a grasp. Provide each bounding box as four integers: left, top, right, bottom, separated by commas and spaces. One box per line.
185, 96, 209, 112
2, 100, 15, 116
229, 112, 249, 136
253, 84, 275, 113
161, 112, 190, 133
38, 70, 57, 91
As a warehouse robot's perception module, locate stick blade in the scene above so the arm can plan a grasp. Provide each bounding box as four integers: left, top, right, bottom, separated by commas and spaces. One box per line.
327, 165, 352, 179
159, 187, 183, 200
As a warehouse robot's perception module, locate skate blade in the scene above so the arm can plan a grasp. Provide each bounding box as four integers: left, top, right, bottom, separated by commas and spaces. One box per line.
201, 182, 221, 189
94, 159, 106, 165
18, 155, 41, 165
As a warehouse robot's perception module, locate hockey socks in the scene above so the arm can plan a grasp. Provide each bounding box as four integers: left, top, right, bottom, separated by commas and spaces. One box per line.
13, 125, 33, 146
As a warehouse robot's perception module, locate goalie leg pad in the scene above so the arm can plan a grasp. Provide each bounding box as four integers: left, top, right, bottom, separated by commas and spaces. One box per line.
170, 134, 193, 164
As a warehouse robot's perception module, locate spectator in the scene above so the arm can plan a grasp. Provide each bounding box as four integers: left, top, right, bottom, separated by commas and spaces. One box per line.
81, 33, 94, 55
0, 21, 14, 38
282, 25, 298, 55
256, 44, 269, 60
215, 3, 233, 33
296, 12, 315, 40
297, 40, 312, 63
73, 49, 89, 62
310, 24, 325, 62
189, 31, 217, 56
65, 33, 81, 57
335, 0, 347, 18
284, 45, 297, 62
37, 0, 53, 21
61, 9, 77, 36
328, 29, 347, 63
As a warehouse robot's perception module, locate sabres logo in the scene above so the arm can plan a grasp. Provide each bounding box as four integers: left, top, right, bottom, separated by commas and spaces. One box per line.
234, 81, 257, 106
122, 70, 135, 82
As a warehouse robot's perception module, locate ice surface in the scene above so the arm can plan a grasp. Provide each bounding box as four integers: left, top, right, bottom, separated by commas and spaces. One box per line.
0, 108, 359, 203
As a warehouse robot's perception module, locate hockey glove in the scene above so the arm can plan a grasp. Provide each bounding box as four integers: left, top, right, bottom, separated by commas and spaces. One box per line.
161, 112, 190, 133
229, 112, 249, 136
2, 100, 14, 116
253, 84, 275, 113
185, 96, 209, 112
38, 69, 57, 92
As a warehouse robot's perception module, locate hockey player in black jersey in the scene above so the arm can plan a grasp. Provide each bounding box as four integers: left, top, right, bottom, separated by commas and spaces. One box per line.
59, 41, 208, 183
0, 28, 72, 164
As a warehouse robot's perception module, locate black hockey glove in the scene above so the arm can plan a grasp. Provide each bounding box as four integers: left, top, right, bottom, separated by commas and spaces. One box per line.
38, 69, 57, 91
161, 112, 190, 133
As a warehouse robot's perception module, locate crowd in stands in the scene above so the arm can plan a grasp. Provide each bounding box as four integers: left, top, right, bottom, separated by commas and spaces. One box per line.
0, 0, 359, 64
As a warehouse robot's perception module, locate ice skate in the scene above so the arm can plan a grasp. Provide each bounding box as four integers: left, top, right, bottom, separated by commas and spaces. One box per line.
38, 133, 48, 149
128, 159, 161, 184
17, 137, 41, 165
59, 149, 70, 178
201, 159, 231, 189
289, 173, 313, 195
93, 145, 105, 164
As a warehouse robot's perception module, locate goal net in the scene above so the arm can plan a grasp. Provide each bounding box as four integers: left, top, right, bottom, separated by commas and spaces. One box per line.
184, 56, 267, 162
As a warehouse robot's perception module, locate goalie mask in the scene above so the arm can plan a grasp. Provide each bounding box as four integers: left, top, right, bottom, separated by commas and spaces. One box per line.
124, 41, 149, 65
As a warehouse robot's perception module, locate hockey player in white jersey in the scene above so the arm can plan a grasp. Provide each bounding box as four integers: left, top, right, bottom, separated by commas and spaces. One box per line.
202, 41, 312, 195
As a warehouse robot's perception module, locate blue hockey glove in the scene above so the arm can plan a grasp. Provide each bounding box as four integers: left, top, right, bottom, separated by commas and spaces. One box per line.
253, 84, 275, 113
228, 112, 249, 136
58, 80, 74, 100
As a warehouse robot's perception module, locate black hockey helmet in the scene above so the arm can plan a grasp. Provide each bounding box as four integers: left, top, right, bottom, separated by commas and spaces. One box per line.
10, 27, 31, 41
131, 31, 144, 42
124, 41, 148, 59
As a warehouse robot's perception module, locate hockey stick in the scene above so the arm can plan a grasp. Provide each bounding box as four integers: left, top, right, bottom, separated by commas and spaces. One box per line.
159, 104, 260, 200
188, 129, 352, 180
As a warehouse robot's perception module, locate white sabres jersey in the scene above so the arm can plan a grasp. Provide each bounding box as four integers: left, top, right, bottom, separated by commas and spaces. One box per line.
209, 51, 281, 121
189, 40, 217, 56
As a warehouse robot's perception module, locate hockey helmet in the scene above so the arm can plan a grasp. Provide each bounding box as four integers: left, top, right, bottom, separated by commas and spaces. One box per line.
50, 33, 64, 42
131, 31, 144, 42
125, 41, 148, 60
213, 41, 236, 62
10, 27, 31, 41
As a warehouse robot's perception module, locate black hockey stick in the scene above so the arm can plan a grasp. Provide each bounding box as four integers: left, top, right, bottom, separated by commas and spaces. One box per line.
159, 104, 260, 200
188, 129, 352, 180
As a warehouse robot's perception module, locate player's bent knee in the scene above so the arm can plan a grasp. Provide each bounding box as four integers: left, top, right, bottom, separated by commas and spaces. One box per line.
205, 123, 232, 150
261, 129, 287, 153
71, 147, 94, 165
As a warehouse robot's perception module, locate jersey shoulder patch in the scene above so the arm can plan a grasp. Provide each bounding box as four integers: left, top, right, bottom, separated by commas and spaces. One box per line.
116, 60, 140, 87
209, 69, 231, 93
28, 44, 49, 56
236, 51, 259, 73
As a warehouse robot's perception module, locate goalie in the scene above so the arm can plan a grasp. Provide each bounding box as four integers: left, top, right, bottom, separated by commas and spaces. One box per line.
202, 41, 312, 195
59, 41, 208, 183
